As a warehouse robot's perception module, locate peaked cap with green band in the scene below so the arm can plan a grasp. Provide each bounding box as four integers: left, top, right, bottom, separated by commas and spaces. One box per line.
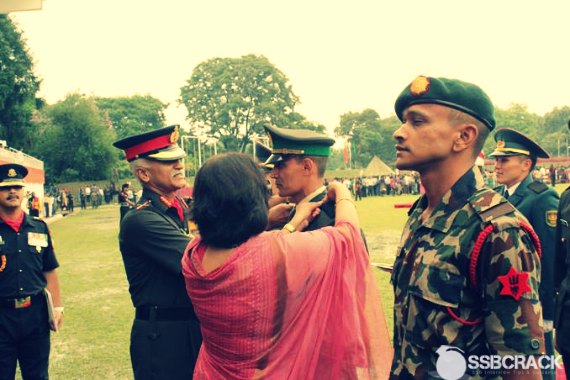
395, 76, 496, 130
263, 125, 335, 164
490, 128, 550, 159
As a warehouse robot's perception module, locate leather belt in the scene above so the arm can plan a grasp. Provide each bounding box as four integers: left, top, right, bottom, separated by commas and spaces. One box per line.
135, 306, 197, 322
0, 293, 43, 309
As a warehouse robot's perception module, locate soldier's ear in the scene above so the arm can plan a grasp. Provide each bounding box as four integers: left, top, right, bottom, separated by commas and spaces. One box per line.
302, 157, 315, 175
452, 124, 478, 153
136, 168, 151, 183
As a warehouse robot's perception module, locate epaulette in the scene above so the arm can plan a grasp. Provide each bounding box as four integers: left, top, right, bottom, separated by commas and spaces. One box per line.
407, 197, 422, 216
469, 189, 515, 223
528, 181, 548, 194
32, 216, 48, 226
135, 200, 151, 211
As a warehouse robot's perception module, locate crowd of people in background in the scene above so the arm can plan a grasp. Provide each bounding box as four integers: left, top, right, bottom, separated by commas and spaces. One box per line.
28, 164, 570, 221
331, 172, 422, 199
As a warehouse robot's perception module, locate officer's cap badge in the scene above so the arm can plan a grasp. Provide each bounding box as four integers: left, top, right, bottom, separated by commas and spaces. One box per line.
496, 140, 506, 149
410, 76, 431, 96
169, 126, 180, 143
7, 169, 16, 177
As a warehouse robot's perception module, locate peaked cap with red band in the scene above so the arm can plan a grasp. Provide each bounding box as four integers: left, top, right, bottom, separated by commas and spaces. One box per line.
113, 125, 186, 162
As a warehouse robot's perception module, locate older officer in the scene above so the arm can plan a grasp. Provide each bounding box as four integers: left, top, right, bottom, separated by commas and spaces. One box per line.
113, 125, 201, 379
264, 125, 336, 232
554, 119, 570, 377
491, 128, 559, 379
0, 163, 63, 380
391, 76, 544, 379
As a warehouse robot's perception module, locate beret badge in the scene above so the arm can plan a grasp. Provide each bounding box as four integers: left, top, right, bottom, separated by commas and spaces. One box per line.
410, 76, 431, 96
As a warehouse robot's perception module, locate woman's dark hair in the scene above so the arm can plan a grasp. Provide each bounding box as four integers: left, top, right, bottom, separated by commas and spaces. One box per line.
192, 153, 269, 248
122, 183, 129, 191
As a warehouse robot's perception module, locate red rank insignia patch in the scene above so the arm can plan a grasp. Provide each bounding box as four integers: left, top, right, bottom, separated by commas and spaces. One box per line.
498, 267, 532, 301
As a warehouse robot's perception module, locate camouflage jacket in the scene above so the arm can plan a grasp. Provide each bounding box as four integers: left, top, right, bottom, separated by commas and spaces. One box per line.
390, 167, 544, 379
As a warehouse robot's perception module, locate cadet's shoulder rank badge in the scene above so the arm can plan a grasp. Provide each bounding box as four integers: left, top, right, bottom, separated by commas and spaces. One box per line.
0, 255, 5, 272
498, 267, 532, 301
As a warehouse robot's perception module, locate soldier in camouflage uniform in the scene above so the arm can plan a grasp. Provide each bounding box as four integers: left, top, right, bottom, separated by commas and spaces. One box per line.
390, 76, 545, 379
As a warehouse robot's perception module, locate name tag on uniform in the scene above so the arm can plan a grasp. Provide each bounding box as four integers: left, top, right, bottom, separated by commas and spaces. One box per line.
28, 232, 48, 252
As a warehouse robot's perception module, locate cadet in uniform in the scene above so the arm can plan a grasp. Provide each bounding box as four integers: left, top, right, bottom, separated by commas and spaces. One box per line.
113, 126, 202, 379
491, 128, 558, 379
554, 119, 570, 377
391, 76, 544, 379
264, 125, 336, 231
0, 164, 63, 380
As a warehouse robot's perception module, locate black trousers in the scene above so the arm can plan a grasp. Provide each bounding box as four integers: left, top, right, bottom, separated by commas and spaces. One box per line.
130, 317, 202, 380
0, 296, 50, 380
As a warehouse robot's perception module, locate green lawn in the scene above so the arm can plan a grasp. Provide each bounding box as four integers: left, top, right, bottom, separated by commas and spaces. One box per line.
48, 205, 133, 379
44, 196, 413, 378
46, 186, 570, 377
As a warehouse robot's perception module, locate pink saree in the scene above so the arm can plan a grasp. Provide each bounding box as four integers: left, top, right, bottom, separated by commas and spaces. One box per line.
181, 220, 392, 379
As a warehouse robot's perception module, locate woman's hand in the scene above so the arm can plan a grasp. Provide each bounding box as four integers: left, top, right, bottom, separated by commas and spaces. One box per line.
267, 202, 295, 229
287, 200, 323, 232
326, 181, 350, 203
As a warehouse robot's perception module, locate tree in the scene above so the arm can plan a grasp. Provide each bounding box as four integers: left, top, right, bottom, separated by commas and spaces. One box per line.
0, 15, 41, 151
377, 115, 401, 166
33, 94, 117, 182
96, 95, 167, 140
179, 54, 300, 152
543, 106, 570, 134
335, 109, 384, 168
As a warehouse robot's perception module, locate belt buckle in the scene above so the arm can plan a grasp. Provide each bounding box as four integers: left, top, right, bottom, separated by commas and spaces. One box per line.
14, 296, 31, 309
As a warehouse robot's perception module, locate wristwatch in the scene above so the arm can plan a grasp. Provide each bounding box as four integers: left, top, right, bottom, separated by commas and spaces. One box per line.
282, 223, 296, 233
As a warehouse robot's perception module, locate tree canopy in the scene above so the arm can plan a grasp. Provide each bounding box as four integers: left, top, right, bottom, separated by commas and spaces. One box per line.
0, 15, 40, 151
96, 95, 167, 141
179, 54, 308, 152
32, 94, 117, 182
334, 109, 387, 168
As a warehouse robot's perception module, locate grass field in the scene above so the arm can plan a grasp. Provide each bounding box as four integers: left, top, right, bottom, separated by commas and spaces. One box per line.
44, 185, 570, 378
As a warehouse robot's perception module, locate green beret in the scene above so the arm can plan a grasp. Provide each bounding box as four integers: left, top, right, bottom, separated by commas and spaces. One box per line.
264, 125, 335, 164
490, 128, 549, 159
394, 76, 496, 130
0, 163, 27, 188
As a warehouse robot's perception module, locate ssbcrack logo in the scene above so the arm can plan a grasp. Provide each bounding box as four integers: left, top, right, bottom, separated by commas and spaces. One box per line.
435, 345, 563, 378
435, 345, 467, 380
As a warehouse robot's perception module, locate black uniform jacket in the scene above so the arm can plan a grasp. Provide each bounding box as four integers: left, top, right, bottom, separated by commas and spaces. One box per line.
119, 188, 193, 309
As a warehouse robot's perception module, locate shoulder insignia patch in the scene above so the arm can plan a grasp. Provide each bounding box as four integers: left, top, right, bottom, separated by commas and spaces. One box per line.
0, 255, 6, 272
498, 267, 532, 301
546, 210, 557, 227
136, 200, 151, 211
528, 181, 548, 194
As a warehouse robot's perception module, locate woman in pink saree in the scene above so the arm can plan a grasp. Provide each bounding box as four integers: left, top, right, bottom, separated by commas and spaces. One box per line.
182, 153, 392, 379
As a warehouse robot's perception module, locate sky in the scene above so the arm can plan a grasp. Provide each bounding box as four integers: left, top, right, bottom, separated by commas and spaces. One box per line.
11, 0, 570, 135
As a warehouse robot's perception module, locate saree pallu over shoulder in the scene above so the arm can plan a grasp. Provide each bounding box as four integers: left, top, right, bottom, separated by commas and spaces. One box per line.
182, 220, 392, 379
